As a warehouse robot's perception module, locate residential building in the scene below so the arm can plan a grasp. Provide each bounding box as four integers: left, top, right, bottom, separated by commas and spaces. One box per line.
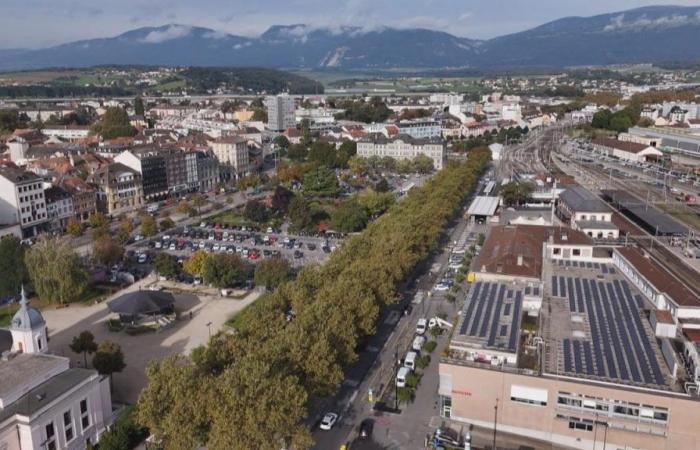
501, 103, 522, 122
0, 288, 114, 450
357, 134, 445, 170
265, 94, 296, 132
114, 149, 168, 200
60, 177, 97, 222
0, 167, 49, 237
209, 136, 249, 181
44, 186, 74, 232
194, 151, 219, 193
42, 126, 90, 141
87, 163, 143, 215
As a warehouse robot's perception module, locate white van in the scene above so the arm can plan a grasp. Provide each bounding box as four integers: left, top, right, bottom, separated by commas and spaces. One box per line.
396, 367, 410, 387
404, 351, 418, 370
412, 336, 426, 352
416, 318, 427, 335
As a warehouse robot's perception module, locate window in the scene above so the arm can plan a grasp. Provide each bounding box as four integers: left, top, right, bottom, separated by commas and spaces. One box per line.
45, 422, 57, 450
573, 249, 581, 256
80, 399, 90, 430
37, 336, 42, 351
510, 385, 548, 406
568, 417, 594, 432
64, 410, 74, 442
553, 248, 561, 255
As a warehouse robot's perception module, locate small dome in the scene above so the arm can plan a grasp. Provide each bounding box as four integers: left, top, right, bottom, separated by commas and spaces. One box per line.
11, 307, 45, 330
10, 286, 45, 331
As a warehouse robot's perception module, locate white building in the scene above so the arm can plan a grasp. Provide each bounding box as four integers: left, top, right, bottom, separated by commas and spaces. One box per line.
592, 137, 663, 164
0, 167, 49, 238
357, 134, 445, 170
265, 94, 296, 132
42, 126, 90, 141
501, 104, 522, 122
0, 288, 114, 450
396, 120, 441, 139
488, 143, 503, 161
428, 93, 464, 106
44, 186, 74, 232
209, 136, 250, 181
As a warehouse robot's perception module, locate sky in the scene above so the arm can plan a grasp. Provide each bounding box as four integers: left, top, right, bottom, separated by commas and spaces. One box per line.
2, 0, 700, 49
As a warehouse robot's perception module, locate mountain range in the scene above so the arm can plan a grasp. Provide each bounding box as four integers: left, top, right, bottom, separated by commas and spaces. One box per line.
1, 5, 700, 71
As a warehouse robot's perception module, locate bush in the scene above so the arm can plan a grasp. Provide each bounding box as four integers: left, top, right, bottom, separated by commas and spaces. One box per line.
96, 405, 148, 450
429, 326, 443, 338
397, 386, 414, 405
422, 340, 437, 353
445, 293, 456, 304
416, 355, 430, 370
405, 372, 421, 388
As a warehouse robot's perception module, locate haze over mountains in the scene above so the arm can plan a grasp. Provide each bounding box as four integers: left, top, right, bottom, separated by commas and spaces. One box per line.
1, 5, 700, 71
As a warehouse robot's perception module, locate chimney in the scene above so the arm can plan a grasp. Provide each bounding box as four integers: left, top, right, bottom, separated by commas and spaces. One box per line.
517, 255, 523, 266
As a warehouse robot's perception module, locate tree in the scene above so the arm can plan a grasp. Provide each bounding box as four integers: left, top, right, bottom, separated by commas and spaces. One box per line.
301, 166, 340, 197
134, 96, 145, 116
330, 199, 369, 233
24, 237, 87, 305
183, 251, 209, 276
201, 254, 248, 289
287, 143, 308, 161
375, 177, 390, 193
357, 190, 395, 217
610, 114, 633, 133
243, 200, 270, 223
273, 135, 290, 150
591, 109, 613, 129
252, 107, 267, 122
191, 193, 206, 216
88, 212, 108, 229
308, 141, 336, 167
500, 181, 534, 207
91, 107, 137, 140
93, 340, 126, 391
114, 218, 134, 244
69, 330, 98, 368
412, 154, 435, 174
336, 140, 357, 168
160, 217, 175, 231
0, 236, 27, 297
270, 185, 293, 215
140, 214, 157, 237
153, 253, 180, 279
66, 217, 83, 237
254, 257, 292, 290
92, 235, 124, 266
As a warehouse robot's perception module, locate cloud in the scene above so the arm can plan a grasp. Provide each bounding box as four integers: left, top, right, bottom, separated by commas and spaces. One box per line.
603, 12, 700, 31
203, 30, 229, 39
233, 41, 252, 50
458, 12, 473, 21
140, 25, 191, 43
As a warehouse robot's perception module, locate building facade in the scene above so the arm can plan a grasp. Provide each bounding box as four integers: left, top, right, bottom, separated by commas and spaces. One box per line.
357, 135, 445, 170
265, 94, 296, 132
0, 168, 49, 237
87, 163, 144, 215
60, 177, 97, 223
209, 136, 250, 181
44, 186, 74, 232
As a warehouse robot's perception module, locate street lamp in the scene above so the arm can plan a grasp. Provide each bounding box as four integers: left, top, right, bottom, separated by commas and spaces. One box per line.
206, 321, 212, 339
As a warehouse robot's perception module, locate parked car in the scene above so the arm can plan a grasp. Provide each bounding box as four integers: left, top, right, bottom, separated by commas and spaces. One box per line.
416, 318, 427, 335
319, 413, 338, 431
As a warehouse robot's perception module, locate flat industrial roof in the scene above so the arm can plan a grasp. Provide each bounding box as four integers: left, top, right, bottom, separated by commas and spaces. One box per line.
546, 267, 670, 390
467, 196, 500, 217
452, 281, 523, 355
602, 190, 688, 236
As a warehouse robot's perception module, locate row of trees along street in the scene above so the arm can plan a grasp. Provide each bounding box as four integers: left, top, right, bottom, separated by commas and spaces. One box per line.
134, 148, 491, 449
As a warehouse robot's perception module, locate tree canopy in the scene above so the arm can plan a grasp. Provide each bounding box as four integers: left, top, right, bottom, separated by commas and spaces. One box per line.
0, 236, 27, 297
24, 237, 87, 305
91, 107, 137, 140
136, 148, 491, 448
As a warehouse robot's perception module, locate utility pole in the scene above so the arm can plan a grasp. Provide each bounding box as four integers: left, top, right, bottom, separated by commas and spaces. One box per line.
493, 398, 499, 450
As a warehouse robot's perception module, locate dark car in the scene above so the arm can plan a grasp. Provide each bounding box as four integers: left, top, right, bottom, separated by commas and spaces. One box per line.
294, 250, 304, 259
307, 243, 317, 251
322, 245, 331, 253
358, 419, 374, 439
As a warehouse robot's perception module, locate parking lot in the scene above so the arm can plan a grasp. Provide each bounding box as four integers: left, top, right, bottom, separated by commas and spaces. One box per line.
131, 224, 343, 270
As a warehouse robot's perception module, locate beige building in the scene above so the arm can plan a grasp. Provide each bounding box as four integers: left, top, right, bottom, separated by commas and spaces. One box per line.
357, 134, 445, 170
87, 163, 144, 215
209, 135, 249, 181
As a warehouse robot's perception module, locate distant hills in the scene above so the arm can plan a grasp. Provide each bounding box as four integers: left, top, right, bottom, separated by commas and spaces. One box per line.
1, 5, 700, 71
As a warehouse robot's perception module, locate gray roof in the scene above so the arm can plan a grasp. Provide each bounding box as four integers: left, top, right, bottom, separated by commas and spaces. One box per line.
467, 196, 501, 217
359, 132, 443, 146
0, 367, 95, 423
11, 287, 44, 331
575, 220, 618, 230
0, 167, 42, 184
107, 290, 175, 315
559, 186, 610, 214
0, 353, 67, 401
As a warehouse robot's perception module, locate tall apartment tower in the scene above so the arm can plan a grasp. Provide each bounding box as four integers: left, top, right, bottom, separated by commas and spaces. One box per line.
264, 94, 296, 131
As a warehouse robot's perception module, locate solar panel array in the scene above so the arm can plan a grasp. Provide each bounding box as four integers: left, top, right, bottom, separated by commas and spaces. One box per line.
455, 281, 522, 353
554, 260, 615, 274
555, 276, 666, 387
